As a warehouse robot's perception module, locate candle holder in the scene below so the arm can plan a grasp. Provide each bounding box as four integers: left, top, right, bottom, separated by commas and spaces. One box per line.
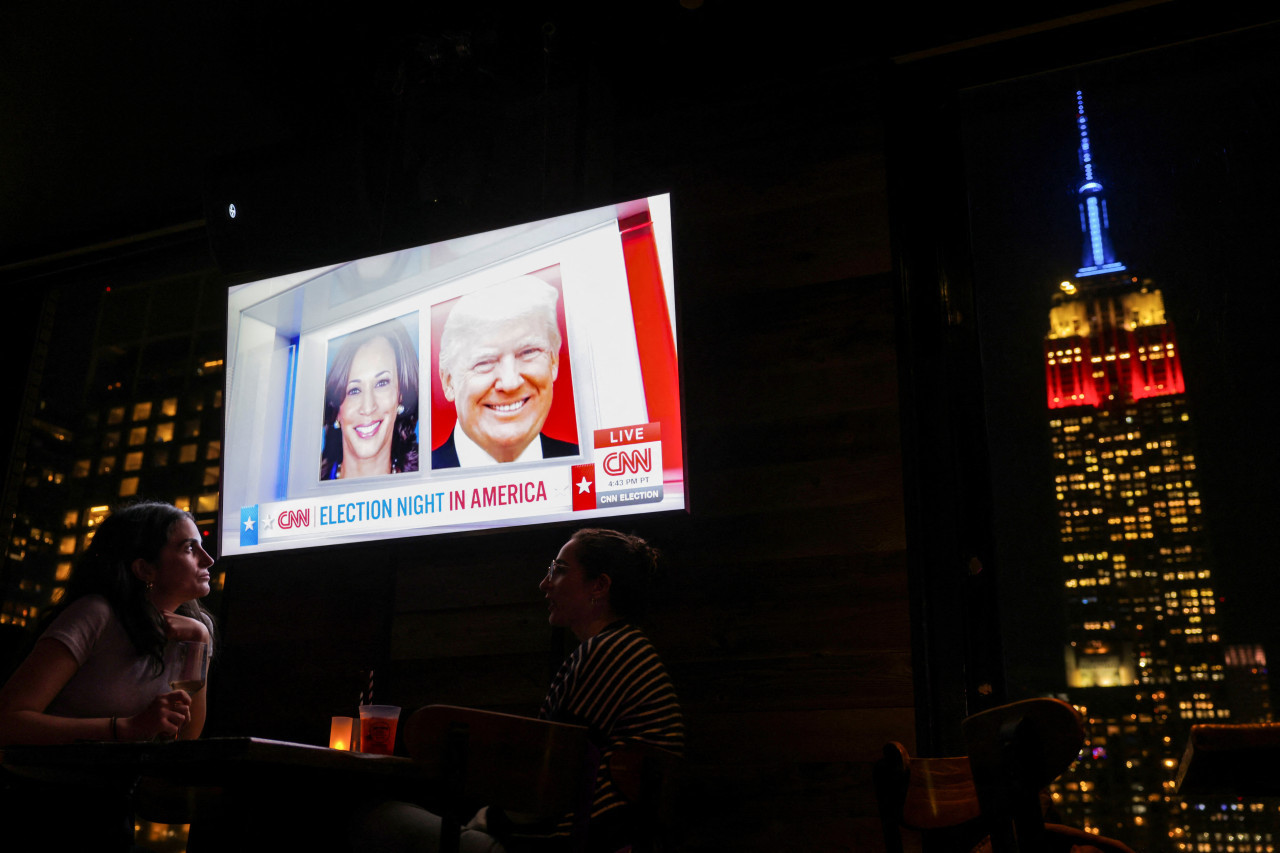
329, 716, 356, 750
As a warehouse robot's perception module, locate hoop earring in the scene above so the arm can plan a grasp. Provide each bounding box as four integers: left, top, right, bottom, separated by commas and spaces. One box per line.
396, 404, 405, 416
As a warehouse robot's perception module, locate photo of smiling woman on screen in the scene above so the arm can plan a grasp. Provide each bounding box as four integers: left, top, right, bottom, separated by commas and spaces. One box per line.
320, 316, 420, 480
433, 275, 579, 469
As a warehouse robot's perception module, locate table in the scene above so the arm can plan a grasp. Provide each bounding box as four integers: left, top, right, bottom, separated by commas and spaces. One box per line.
2, 738, 434, 853
3, 736, 427, 787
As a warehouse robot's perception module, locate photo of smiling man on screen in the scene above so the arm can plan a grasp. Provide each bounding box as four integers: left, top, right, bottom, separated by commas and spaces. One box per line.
433, 275, 579, 469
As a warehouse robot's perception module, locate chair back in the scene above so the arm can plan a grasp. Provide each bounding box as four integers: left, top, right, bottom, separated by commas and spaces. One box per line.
404, 704, 595, 824
608, 741, 685, 853
876, 702, 1137, 853
962, 698, 1085, 853
874, 741, 985, 853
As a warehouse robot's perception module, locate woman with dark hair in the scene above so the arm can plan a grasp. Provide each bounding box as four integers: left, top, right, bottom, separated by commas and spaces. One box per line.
0, 501, 216, 853
0, 500, 216, 744
321, 318, 420, 480
356, 528, 683, 853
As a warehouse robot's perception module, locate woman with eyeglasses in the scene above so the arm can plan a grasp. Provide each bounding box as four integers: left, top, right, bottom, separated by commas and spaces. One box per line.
356, 527, 683, 853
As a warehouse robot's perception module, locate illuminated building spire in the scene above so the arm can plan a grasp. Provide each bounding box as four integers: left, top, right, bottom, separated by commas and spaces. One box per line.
1074, 90, 1126, 278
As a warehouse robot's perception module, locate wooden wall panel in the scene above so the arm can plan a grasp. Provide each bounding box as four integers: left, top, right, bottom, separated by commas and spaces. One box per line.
213, 76, 910, 852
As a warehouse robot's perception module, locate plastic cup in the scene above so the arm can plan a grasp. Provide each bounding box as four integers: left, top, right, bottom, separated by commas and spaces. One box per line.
358, 705, 400, 755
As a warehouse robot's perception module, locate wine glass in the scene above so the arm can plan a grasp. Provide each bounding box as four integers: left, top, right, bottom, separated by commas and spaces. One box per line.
166, 640, 209, 737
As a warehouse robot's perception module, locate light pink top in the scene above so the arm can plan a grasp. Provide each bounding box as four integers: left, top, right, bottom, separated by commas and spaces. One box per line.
41, 595, 174, 719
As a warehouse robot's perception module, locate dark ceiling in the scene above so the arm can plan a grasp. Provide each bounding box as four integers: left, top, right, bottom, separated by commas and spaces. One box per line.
2, 1, 1150, 271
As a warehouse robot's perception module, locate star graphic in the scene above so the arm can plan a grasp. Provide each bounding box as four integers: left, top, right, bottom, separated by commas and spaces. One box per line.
576, 476, 593, 494
243, 515, 256, 532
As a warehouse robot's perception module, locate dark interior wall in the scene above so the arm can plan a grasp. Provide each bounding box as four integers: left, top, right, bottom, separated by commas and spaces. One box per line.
210, 62, 909, 850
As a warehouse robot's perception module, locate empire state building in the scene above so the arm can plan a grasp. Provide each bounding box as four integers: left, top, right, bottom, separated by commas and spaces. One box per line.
1042, 92, 1265, 850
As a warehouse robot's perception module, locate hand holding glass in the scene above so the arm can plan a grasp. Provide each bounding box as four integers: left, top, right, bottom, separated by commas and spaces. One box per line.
167, 640, 209, 737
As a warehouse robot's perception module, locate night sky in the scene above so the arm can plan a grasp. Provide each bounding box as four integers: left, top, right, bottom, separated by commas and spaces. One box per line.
960, 24, 1280, 698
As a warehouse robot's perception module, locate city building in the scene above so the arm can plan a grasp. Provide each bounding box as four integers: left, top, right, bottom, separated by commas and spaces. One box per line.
1, 244, 228, 649
1044, 92, 1273, 851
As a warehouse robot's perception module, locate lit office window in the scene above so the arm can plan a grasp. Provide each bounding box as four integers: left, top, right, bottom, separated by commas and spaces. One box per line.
184, 419, 201, 439
103, 432, 120, 450
98, 457, 116, 475
179, 444, 198, 464
132, 402, 152, 421
50, 587, 66, 604
196, 494, 219, 514
55, 562, 72, 582
59, 537, 76, 555
119, 477, 139, 497
161, 397, 178, 417
107, 406, 125, 425
128, 427, 147, 446
73, 459, 90, 477
63, 510, 79, 527
174, 496, 191, 513
212, 390, 223, 408
154, 423, 175, 443
203, 466, 220, 487
124, 452, 144, 472
86, 506, 109, 527
206, 440, 221, 460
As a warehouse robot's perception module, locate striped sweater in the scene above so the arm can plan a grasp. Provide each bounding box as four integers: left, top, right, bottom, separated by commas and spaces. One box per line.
499, 622, 683, 850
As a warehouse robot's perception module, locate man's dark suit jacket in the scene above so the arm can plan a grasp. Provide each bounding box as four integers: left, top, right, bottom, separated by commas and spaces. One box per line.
431, 432, 579, 469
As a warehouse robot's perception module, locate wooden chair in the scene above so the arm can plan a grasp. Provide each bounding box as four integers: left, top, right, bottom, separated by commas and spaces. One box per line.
876, 698, 1138, 853
962, 698, 1085, 853
403, 704, 597, 853
874, 741, 988, 853
607, 741, 685, 853
1176, 722, 1280, 797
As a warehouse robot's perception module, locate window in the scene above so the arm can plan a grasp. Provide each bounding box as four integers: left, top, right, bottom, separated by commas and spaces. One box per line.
179, 444, 198, 464
203, 466, 220, 487
205, 440, 221, 460
128, 427, 147, 446
151, 447, 170, 467
161, 397, 178, 417
183, 419, 201, 439
62, 510, 79, 527
124, 451, 144, 471
55, 562, 72, 581
107, 406, 125, 425
132, 402, 152, 421
196, 494, 219, 514
59, 537, 76, 555
102, 432, 120, 450
910, 26, 1280, 850
72, 459, 90, 477
174, 496, 191, 513
154, 423, 175, 443
98, 456, 116, 475
119, 477, 139, 497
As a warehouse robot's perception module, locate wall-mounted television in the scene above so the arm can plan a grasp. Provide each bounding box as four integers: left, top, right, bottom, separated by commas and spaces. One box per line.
219, 194, 684, 556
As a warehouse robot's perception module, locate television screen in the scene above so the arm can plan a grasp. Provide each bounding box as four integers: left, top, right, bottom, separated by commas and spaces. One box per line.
219, 194, 685, 556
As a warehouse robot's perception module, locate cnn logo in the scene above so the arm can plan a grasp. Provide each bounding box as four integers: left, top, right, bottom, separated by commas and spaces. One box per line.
277, 509, 311, 529
602, 448, 652, 476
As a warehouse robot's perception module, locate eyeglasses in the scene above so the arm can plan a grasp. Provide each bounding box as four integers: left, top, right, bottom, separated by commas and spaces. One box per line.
545, 559, 568, 579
